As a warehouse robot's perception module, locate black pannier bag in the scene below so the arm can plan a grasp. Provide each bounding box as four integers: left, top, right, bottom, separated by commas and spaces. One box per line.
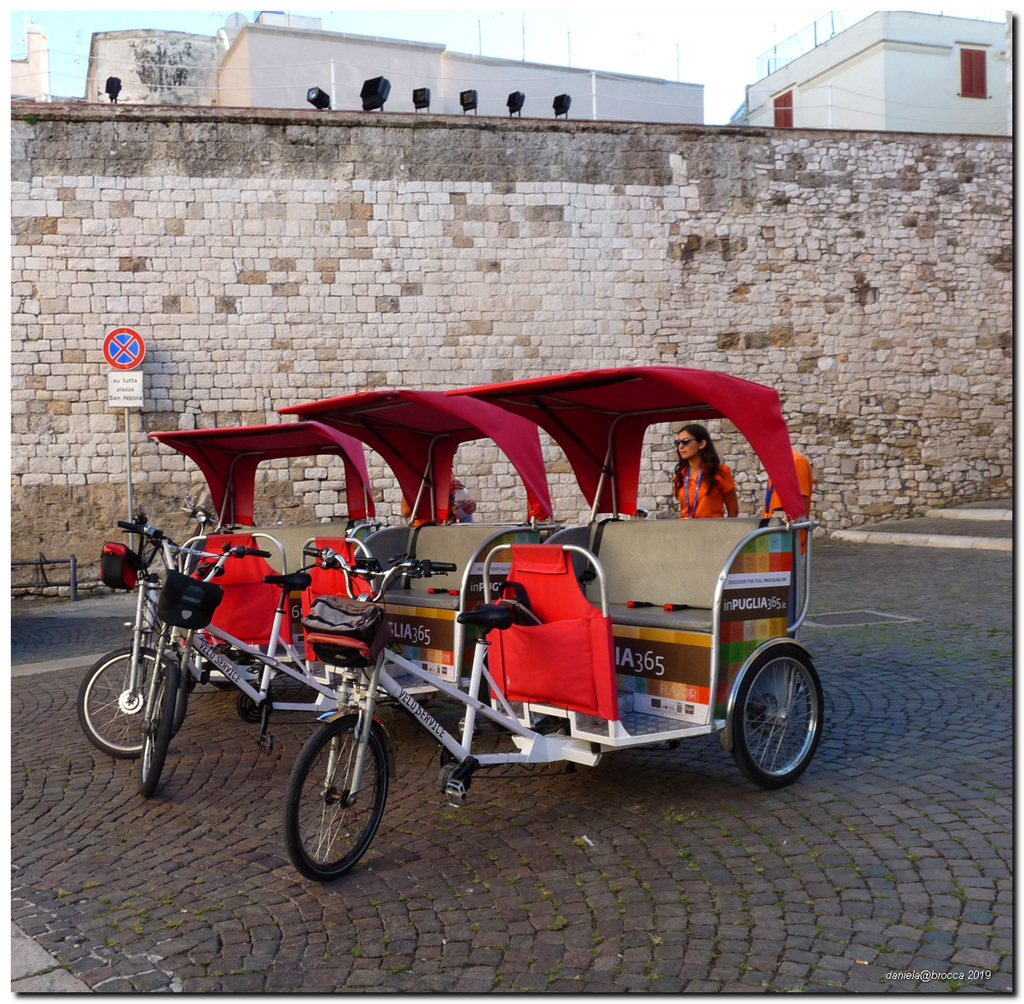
101, 542, 142, 591
302, 595, 390, 667
157, 569, 224, 630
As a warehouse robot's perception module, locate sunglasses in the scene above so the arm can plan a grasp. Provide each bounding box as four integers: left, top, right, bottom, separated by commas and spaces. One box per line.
676, 438, 696, 447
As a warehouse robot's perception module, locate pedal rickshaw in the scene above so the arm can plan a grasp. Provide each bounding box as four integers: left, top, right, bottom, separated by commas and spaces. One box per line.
281, 366, 824, 881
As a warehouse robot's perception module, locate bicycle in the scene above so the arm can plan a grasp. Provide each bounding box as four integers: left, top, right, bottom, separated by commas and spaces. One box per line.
77, 519, 194, 758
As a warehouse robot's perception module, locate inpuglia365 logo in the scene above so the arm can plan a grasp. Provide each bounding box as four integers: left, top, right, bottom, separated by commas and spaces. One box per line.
721, 594, 786, 613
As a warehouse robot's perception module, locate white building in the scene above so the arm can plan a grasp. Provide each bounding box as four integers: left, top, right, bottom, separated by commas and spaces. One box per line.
11, 28, 50, 102
82, 11, 703, 124
742, 11, 1008, 136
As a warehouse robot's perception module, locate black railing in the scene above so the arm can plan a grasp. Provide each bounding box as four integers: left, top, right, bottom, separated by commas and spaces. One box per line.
11, 554, 78, 600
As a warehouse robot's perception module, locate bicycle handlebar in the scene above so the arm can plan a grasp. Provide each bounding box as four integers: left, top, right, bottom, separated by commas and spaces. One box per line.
303, 546, 456, 595
118, 519, 165, 541
222, 543, 272, 559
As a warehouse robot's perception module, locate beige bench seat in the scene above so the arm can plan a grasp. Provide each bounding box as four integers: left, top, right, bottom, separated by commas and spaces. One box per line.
589, 517, 763, 633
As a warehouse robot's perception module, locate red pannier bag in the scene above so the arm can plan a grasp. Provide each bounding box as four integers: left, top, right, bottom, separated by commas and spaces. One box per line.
302, 595, 390, 668
101, 542, 141, 591
488, 544, 619, 721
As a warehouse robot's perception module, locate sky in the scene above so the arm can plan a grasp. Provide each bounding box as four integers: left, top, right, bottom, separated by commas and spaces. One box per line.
10, 5, 1005, 125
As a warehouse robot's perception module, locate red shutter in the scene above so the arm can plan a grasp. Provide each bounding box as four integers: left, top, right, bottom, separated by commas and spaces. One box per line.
774, 91, 793, 128
961, 49, 986, 99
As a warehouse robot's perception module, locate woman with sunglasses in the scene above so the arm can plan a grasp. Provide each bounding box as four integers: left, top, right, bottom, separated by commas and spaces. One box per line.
672, 424, 739, 519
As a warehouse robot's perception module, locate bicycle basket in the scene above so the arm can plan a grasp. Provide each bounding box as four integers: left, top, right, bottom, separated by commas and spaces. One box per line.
157, 569, 224, 630
302, 595, 390, 667
100, 542, 142, 591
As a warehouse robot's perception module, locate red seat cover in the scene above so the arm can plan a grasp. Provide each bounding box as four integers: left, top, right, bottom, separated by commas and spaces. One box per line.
202, 533, 289, 647
490, 544, 618, 720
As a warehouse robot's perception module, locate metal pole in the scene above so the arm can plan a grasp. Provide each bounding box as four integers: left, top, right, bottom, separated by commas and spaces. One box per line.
125, 407, 135, 541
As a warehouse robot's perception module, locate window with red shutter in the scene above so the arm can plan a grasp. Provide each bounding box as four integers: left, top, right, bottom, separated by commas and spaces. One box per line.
774, 90, 793, 128
961, 49, 987, 99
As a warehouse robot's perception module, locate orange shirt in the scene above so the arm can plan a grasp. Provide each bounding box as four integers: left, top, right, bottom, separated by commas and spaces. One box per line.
675, 464, 735, 519
762, 450, 813, 518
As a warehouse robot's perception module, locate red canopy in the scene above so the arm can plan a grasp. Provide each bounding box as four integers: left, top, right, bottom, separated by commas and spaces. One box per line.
279, 389, 552, 523
448, 366, 805, 520
149, 421, 374, 526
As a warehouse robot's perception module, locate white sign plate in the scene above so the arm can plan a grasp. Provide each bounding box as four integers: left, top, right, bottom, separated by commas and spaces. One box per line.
108, 369, 144, 409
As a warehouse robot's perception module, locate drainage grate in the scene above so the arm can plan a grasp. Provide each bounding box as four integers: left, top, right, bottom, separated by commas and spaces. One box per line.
804, 609, 917, 628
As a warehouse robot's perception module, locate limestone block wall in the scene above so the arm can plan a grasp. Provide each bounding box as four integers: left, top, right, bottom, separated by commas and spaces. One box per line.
11, 103, 1012, 572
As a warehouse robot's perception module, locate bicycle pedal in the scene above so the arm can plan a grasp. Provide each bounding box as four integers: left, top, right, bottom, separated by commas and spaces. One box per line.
444, 780, 467, 808
257, 733, 274, 755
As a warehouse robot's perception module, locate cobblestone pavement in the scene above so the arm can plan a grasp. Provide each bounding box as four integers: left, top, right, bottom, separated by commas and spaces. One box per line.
11, 540, 1012, 992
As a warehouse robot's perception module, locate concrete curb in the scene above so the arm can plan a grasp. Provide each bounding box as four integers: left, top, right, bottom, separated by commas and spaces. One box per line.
12, 654, 102, 676
925, 508, 1013, 521
831, 529, 1012, 551
11, 923, 93, 993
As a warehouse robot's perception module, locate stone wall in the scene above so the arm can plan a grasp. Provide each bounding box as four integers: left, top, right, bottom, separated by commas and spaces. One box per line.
11, 102, 1012, 575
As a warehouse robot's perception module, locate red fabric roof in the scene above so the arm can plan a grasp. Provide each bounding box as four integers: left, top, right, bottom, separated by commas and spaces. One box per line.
279, 389, 552, 522
448, 367, 805, 520
149, 421, 374, 526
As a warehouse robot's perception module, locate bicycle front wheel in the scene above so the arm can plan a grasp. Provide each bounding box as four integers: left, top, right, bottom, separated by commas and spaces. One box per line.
78, 646, 162, 759
138, 658, 180, 798
283, 714, 390, 881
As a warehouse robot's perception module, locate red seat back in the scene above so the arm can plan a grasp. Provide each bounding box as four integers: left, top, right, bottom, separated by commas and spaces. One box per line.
202, 533, 289, 647
489, 544, 618, 721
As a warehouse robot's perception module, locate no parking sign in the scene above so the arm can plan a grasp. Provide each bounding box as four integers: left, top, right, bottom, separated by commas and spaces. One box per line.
103, 327, 146, 369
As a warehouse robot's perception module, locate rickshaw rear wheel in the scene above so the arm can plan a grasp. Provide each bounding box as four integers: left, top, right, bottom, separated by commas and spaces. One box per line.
731, 644, 822, 790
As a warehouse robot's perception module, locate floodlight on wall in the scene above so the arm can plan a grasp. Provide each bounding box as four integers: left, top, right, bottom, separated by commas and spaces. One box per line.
105, 76, 122, 104
361, 76, 391, 111
553, 93, 571, 118
306, 86, 331, 110
460, 89, 478, 114
413, 87, 431, 111
506, 91, 525, 117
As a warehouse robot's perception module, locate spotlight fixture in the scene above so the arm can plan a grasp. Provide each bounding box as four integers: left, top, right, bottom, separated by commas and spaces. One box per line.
306, 86, 331, 110
506, 91, 525, 117
553, 93, 571, 118
105, 76, 122, 104
413, 87, 431, 111
460, 89, 478, 114
361, 76, 391, 111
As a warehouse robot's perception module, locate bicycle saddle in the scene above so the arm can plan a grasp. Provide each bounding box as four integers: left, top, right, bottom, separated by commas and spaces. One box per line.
264, 571, 313, 591
457, 603, 514, 633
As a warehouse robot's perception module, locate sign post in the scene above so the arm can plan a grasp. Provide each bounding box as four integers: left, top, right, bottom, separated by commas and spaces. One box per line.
103, 328, 146, 526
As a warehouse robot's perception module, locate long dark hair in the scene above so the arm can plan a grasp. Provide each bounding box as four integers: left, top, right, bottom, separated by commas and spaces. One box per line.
672, 424, 722, 490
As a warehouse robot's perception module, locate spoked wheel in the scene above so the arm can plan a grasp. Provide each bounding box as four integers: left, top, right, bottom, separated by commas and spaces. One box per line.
283, 714, 390, 881
78, 646, 161, 759
730, 644, 823, 789
138, 658, 181, 798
